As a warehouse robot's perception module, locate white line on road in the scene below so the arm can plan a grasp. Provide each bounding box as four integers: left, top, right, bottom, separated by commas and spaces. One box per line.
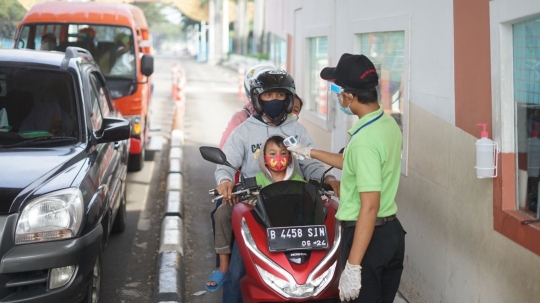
126, 161, 155, 231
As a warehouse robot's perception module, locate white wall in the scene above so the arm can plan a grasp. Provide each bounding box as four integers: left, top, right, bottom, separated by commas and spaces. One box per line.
266, 0, 456, 162
264, 1, 540, 303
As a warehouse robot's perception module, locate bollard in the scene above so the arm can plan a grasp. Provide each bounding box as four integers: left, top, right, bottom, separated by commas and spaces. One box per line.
238, 64, 245, 101
171, 64, 178, 101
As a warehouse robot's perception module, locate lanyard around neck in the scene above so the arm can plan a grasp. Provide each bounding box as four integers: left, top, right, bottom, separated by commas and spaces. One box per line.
350, 112, 384, 138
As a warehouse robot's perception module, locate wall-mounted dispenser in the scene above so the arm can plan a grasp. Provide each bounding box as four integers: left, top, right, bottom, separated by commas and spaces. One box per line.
475, 123, 500, 178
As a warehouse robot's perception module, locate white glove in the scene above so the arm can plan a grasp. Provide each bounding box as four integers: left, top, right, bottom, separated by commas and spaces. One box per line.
286, 143, 312, 160
339, 261, 362, 302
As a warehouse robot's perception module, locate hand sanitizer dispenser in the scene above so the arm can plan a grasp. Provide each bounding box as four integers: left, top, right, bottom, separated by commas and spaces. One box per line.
475, 123, 499, 178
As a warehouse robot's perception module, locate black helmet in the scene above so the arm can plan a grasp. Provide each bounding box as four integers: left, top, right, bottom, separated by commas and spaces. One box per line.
249, 69, 295, 124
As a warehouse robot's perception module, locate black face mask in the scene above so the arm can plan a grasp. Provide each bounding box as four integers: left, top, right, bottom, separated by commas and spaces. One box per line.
260, 99, 286, 119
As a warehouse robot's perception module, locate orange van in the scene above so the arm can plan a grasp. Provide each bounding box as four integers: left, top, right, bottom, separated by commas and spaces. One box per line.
15, 1, 154, 171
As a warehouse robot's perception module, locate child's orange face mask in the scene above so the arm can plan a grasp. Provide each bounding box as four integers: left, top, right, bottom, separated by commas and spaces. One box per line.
264, 154, 291, 172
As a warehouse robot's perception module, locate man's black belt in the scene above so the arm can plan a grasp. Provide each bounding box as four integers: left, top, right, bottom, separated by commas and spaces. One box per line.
341, 214, 397, 228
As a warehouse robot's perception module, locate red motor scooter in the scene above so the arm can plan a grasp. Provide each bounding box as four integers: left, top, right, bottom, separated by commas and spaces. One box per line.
201, 146, 342, 303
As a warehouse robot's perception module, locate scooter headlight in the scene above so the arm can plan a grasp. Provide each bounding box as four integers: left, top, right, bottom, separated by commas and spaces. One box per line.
255, 262, 336, 298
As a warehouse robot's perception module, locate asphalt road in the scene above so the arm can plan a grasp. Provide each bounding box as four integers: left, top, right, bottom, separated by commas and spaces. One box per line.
100, 54, 179, 303
181, 59, 241, 303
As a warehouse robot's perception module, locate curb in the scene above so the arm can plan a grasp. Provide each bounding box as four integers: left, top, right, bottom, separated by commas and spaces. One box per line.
154, 126, 185, 302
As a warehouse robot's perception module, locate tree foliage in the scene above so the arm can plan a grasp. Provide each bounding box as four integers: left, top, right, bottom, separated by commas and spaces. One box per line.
132, 2, 168, 28
132, 2, 183, 47
0, 0, 27, 39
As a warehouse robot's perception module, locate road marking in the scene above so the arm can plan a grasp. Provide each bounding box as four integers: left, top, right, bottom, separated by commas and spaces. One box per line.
125, 282, 141, 288
126, 161, 155, 231
120, 289, 140, 297
135, 242, 148, 249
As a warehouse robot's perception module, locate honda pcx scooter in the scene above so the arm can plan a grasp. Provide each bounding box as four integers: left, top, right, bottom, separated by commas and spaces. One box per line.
200, 146, 342, 303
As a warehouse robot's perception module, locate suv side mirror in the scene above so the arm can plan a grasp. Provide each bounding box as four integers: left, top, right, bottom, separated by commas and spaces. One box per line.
141, 54, 154, 77
96, 117, 131, 144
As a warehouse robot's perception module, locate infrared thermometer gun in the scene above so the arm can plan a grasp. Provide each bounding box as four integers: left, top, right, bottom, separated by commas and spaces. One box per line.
283, 136, 305, 160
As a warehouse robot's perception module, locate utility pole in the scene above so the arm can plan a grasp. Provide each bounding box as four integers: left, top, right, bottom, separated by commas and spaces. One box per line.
234, 0, 247, 55
207, 0, 216, 64
199, 21, 207, 62
252, 0, 265, 54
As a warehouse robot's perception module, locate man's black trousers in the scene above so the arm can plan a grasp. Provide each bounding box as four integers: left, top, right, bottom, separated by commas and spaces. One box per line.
340, 219, 406, 303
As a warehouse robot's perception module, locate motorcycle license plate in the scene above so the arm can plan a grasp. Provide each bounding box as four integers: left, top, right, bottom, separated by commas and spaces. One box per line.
267, 225, 329, 252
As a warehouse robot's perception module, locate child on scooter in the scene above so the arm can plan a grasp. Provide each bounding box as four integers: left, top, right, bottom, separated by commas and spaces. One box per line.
206, 135, 304, 291
255, 135, 305, 186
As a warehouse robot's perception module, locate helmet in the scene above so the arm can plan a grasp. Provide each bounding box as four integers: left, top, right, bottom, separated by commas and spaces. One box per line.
249, 69, 295, 123
244, 64, 277, 101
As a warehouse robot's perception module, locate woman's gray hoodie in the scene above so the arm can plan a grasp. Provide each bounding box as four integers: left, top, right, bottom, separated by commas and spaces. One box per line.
215, 115, 326, 184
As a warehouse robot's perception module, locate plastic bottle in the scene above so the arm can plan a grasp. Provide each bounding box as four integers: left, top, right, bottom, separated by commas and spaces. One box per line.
528, 123, 540, 177
475, 123, 495, 178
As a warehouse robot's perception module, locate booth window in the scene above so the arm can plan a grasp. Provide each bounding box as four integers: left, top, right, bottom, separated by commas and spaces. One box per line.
514, 16, 540, 219
306, 37, 328, 116
353, 28, 409, 175
357, 31, 406, 132
269, 34, 287, 70
490, 1, 540, 255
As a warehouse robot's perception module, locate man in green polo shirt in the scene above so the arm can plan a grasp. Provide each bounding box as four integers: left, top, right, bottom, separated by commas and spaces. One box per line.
287, 53, 405, 302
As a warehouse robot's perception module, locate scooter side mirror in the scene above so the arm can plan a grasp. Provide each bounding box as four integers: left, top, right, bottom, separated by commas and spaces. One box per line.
199, 146, 233, 168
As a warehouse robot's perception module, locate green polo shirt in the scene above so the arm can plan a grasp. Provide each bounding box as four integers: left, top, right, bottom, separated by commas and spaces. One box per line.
335, 105, 402, 221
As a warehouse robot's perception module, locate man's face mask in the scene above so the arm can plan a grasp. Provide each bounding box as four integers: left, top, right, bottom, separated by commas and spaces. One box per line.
260, 99, 286, 119
264, 154, 291, 172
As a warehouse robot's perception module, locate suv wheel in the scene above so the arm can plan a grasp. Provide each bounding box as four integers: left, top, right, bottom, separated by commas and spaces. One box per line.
112, 188, 127, 233
83, 252, 101, 303
128, 149, 144, 172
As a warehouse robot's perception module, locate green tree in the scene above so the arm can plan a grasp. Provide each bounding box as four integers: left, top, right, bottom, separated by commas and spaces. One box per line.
0, 0, 27, 39
132, 2, 168, 28
132, 2, 184, 48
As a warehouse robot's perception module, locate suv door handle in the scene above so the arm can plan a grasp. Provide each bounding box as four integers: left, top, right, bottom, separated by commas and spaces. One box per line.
114, 142, 120, 150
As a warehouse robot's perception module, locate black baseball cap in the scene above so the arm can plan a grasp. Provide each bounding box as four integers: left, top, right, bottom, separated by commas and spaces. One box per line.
320, 53, 379, 91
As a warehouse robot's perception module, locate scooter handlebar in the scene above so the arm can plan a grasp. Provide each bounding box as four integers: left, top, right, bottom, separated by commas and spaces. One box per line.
208, 184, 261, 203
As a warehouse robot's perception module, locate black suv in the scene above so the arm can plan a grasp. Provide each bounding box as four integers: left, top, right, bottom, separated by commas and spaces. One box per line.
0, 47, 130, 302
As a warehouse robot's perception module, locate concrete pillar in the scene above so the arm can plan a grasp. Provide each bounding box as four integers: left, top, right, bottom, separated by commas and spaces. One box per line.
222, 0, 230, 58
207, 0, 216, 64
234, 0, 248, 55
253, 0, 265, 54
199, 21, 207, 62
193, 24, 200, 59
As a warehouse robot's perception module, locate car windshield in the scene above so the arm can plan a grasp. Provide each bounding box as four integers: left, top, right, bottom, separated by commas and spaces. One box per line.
252, 181, 327, 228
17, 24, 136, 80
0, 67, 78, 147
